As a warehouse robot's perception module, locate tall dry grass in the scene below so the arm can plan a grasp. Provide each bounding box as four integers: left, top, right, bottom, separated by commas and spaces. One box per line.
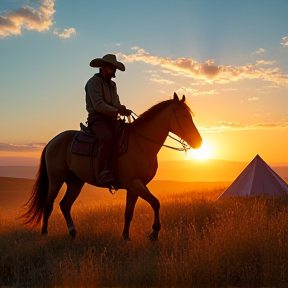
1, 190, 288, 288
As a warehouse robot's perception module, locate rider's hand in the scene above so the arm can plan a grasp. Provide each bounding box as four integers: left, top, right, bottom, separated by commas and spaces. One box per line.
119, 105, 126, 111
121, 109, 132, 117
118, 105, 131, 116
118, 105, 126, 114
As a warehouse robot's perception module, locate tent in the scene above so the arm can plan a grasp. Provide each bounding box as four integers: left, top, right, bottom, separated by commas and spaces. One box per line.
217, 154, 288, 200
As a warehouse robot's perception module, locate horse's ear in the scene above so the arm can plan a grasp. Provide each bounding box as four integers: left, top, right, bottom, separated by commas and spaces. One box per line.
181, 95, 186, 102
173, 92, 179, 101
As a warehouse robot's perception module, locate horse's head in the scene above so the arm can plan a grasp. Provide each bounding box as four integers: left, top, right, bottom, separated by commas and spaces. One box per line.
169, 92, 202, 149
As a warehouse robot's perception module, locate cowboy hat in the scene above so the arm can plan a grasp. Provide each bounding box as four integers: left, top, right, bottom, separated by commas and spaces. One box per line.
89, 54, 125, 71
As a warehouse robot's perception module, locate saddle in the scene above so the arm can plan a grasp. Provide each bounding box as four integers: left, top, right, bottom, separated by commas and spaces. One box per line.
70, 120, 130, 192
71, 120, 129, 157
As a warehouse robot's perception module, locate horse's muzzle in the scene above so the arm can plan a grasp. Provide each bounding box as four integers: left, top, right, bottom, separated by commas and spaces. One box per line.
189, 135, 202, 149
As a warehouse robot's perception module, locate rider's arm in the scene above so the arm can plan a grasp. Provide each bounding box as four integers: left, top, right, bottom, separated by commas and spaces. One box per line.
110, 81, 122, 109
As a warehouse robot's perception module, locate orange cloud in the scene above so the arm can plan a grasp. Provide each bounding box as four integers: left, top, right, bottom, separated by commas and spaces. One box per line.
180, 86, 218, 96
254, 48, 265, 54
256, 60, 276, 65
53, 27, 76, 39
0, 0, 76, 39
118, 47, 288, 86
0, 0, 55, 37
200, 121, 288, 133
150, 78, 174, 84
118, 49, 221, 80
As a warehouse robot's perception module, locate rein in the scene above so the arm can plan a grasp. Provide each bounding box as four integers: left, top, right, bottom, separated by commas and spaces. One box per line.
129, 108, 191, 152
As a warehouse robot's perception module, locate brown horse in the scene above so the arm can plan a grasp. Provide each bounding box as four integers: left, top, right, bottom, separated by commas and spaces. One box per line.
22, 93, 202, 240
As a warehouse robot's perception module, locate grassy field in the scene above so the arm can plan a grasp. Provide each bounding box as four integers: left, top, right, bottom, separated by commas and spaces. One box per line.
1, 179, 288, 287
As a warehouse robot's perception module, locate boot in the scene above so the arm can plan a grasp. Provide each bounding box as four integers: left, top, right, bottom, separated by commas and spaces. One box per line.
97, 142, 113, 186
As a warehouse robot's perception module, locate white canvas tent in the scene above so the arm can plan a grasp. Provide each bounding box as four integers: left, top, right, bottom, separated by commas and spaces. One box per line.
217, 154, 288, 200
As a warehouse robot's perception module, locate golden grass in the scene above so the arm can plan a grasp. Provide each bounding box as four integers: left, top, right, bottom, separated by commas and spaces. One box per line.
1, 189, 288, 287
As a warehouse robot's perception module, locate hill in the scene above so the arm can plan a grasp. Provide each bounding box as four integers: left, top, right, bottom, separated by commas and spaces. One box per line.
155, 159, 288, 182
156, 159, 246, 181
0, 159, 287, 182
0, 165, 38, 179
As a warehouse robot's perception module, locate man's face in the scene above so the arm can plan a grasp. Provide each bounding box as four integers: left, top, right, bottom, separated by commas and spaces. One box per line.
102, 63, 117, 78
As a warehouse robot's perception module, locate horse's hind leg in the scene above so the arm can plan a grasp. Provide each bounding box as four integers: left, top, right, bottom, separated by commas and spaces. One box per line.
42, 173, 67, 235
60, 172, 84, 239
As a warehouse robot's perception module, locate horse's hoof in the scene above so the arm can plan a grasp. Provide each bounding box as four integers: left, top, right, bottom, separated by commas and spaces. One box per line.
149, 230, 159, 241
69, 229, 77, 239
123, 235, 131, 241
122, 233, 131, 241
41, 228, 48, 236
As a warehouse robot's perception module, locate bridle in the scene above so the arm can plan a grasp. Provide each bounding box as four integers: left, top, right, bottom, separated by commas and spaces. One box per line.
128, 104, 191, 152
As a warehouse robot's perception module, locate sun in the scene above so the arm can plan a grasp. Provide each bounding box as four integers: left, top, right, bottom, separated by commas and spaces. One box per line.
186, 140, 212, 160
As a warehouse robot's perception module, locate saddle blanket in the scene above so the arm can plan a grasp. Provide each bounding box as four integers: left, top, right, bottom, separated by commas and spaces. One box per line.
71, 132, 99, 157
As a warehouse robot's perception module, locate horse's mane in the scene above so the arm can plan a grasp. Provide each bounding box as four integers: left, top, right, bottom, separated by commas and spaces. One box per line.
131, 98, 192, 127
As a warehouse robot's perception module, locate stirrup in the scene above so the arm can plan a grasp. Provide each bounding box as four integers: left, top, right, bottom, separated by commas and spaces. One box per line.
98, 170, 113, 184
98, 171, 116, 195
109, 185, 116, 195
99, 170, 110, 177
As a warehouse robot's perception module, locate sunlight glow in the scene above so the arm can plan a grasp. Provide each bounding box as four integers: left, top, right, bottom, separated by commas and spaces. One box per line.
186, 140, 212, 160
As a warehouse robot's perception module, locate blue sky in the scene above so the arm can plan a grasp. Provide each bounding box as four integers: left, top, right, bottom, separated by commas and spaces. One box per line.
0, 0, 288, 164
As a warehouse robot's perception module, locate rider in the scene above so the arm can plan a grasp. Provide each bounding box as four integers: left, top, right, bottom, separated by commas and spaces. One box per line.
85, 54, 131, 186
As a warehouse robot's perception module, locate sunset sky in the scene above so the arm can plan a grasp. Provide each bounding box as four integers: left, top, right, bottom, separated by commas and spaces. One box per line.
0, 0, 287, 166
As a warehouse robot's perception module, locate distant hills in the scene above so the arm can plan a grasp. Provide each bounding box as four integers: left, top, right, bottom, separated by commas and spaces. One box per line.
156, 159, 288, 182
0, 166, 38, 179
0, 159, 287, 182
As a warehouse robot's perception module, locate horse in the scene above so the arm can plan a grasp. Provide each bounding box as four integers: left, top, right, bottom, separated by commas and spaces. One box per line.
22, 93, 202, 241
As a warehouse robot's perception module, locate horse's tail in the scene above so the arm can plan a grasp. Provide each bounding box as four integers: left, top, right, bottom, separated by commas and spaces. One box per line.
22, 145, 49, 226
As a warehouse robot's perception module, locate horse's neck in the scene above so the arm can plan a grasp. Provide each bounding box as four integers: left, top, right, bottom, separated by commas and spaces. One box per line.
132, 105, 171, 159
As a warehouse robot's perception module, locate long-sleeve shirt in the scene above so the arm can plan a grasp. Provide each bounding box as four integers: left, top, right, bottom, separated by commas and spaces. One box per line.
85, 73, 122, 117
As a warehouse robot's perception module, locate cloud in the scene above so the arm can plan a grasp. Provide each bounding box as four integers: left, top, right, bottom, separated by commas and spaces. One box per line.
256, 60, 276, 65
0, 0, 55, 37
254, 48, 265, 54
180, 86, 218, 96
118, 49, 221, 80
0, 0, 76, 39
0, 142, 46, 152
53, 27, 76, 39
117, 47, 288, 86
221, 88, 237, 91
280, 36, 288, 47
199, 121, 288, 133
265, 85, 279, 88
150, 78, 174, 84
248, 97, 259, 101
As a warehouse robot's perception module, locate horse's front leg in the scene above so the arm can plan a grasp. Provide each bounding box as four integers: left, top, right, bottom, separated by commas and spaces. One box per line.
122, 190, 138, 241
149, 207, 160, 241
129, 179, 161, 241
